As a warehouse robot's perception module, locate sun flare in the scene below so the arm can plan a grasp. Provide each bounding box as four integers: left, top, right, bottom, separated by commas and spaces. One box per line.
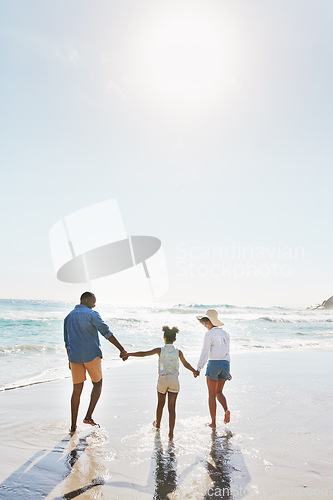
132, 7, 240, 115
149, 17, 224, 94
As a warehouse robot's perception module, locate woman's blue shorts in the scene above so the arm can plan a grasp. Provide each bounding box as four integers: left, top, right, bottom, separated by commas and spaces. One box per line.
205, 360, 230, 381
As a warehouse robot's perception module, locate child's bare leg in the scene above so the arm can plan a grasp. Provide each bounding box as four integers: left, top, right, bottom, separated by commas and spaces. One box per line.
167, 391, 178, 440
155, 391, 166, 428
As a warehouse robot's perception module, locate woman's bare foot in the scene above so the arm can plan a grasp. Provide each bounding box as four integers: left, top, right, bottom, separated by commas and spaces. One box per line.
205, 422, 216, 428
168, 432, 174, 440
153, 420, 160, 429
224, 410, 231, 424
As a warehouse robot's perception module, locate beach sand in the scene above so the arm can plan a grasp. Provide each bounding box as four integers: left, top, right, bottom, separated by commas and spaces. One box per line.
0, 350, 332, 499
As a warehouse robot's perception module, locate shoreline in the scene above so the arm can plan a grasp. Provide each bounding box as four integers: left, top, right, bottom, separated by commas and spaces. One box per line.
2, 344, 333, 393
0, 350, 332, 499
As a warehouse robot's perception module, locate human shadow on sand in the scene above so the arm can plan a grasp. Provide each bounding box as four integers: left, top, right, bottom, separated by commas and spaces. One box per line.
0, 432, 103, 499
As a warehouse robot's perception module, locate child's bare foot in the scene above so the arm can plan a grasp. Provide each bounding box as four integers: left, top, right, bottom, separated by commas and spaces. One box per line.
205, 422, 216, 428
153, 420, 160, 429
224, 410, 231, 424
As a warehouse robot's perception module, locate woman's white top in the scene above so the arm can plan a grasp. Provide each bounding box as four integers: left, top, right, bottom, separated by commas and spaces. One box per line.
197, 327, 230, 371
158, 344, 179, 376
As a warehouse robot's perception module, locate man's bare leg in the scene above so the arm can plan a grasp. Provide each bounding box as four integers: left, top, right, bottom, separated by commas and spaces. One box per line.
206, 377, 218, 428
167, 391, 178, 440
71, 382, 84, 433
84, 379, 102, 426
154, 391, 166, 429
216, 379, 230, 423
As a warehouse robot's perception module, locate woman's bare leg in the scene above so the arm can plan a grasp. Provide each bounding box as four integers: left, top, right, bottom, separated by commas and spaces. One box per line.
216, 379, 230, 423
216, 379, 227, 411
206, 377, 218, 428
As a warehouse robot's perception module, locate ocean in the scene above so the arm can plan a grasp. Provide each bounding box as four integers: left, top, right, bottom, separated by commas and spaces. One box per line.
1, 299, 332, 391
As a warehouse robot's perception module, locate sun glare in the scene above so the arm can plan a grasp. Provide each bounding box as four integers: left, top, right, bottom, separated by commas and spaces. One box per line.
150, 17, 223, 94
131, 7, 239, 117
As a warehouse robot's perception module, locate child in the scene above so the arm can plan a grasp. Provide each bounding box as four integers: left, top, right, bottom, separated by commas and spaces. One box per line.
127, 325, 199, 440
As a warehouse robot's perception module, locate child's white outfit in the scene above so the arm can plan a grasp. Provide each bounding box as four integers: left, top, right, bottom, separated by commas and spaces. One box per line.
157, 344, 180, 394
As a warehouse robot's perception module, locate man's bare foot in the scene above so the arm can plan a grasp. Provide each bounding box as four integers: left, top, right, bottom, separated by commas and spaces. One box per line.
69, 427, 76, 435
224, 410, 231, 424
83, 418, 100, 427
153, 420, 160, 429
205, 422, 216, 428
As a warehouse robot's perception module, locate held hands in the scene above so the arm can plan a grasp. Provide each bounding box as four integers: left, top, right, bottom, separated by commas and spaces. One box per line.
120, 350, 129, 361
193, 370, 200, 378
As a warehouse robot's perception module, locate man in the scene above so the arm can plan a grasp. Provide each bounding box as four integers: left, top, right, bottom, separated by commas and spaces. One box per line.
64, 291, 128, 433
196, 309, 232, 428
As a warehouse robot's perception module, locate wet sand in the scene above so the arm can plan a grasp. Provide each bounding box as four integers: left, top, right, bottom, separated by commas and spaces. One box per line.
0, 350, 332, 499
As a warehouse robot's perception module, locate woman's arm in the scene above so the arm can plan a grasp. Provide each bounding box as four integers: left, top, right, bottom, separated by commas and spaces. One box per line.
196, 331, 211, 372
127, 347, 161, 357
179, 350, 199, 377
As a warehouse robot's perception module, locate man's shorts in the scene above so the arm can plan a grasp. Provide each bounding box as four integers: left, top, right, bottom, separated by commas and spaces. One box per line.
205, 360, 230, 381
70, 356, 102, 384
157, 374, 180, 394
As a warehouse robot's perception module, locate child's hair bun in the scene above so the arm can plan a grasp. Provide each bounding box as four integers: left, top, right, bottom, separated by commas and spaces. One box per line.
162, 325, 179, 335
162, 325, 179, 341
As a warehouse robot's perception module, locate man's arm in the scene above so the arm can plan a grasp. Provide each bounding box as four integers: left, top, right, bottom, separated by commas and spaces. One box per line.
91, 311, 128, 360
179, 350, 199, 377
108, 335, 128, 359
127, 347, 161, 357
91, 310, 113, 338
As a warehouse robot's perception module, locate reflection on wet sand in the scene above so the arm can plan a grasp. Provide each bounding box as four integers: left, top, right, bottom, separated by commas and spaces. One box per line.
204, 430, 234, 499
203, 429, 250, 500
153, 431, 177, 499
0, 428, 250, 499
0, 433, 102, 499
83, 430, 179, 498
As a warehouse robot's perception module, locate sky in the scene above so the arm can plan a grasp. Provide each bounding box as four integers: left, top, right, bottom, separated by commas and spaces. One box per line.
0, 0, 332, 307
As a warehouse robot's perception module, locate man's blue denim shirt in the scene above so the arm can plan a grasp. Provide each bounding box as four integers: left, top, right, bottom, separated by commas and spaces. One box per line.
64, 304, 113, 363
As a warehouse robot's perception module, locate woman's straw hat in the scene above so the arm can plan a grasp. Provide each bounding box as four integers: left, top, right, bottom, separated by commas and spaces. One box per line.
196, 309, 224, 326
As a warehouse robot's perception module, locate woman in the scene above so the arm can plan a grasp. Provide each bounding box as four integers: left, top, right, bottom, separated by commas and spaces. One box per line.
196, 309, 232, 427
